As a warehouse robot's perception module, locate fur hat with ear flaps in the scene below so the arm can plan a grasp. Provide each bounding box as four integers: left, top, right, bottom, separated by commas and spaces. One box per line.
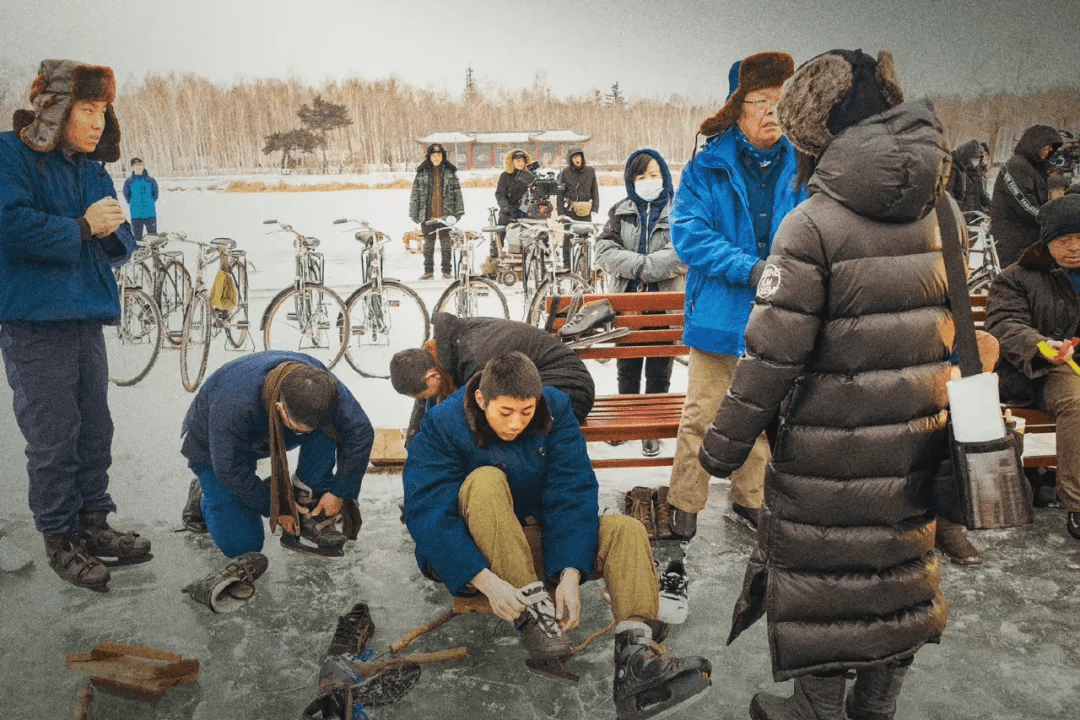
699, 52, 794, 138
776, 49, 904, 158
12, 59, 121, 162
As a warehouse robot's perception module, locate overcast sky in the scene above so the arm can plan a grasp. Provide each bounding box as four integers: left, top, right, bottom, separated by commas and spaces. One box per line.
1, 0, 1074, 103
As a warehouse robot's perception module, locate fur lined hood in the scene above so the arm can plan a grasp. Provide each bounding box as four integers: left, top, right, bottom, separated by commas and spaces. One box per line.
462, 372, 551, 449
12, 59, 120, 162
699, 52, 794, 138
503, 148, 533, 173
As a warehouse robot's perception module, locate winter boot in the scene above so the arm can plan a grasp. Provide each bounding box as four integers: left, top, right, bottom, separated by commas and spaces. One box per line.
846, 660, 911, 720
558, 298, 615, 338
750, 674, 847, 720
657, 560, 688, 625
653, 487, 674, 540
181, 478, 208, 533
731, 503, 761, 532
326, 602, 376, 658
43, 531, 110, 592
641, 439, 661, 458
625, 486, 657, 540
669, 507, 697, 540
181, 552, 268, 613
281, 479, 348, 557
613, 621, 711, 720
77, 510, 152, 566
935, 517, 984, 566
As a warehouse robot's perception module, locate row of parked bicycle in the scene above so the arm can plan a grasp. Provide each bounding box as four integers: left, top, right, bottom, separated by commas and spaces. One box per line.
105, 213, 609, 391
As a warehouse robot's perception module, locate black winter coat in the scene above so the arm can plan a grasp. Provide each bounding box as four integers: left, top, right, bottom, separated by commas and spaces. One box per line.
947, 140, 990, 214
985, 241, 1080, 406
990, 125, 1061, 268
699, 100, 951, 680
557, 149, 600, 218
409, 159, 464, 224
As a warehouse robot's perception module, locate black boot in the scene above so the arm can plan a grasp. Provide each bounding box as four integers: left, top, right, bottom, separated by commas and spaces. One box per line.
750, 674, 847, 720
613, 622, 711, 720
181, 478, 208, 533
42, 531, 110, 592
326, 602, 376, 658
281, 481, 348, 557
846, 660, 911, 720
558, 298, 615, 338
181, 552, 268, 613
78, 510, 152, 566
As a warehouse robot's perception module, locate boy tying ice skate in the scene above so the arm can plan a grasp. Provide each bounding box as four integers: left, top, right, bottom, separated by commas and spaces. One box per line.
402, 352, 710, 719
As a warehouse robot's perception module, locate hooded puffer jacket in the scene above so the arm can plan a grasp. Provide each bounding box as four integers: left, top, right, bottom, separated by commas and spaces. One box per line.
699, 99, 953, 681
495, 149, 534, 225
948, 140, 990, 213
990, 125, 1062, 268
556, 148, 600, 217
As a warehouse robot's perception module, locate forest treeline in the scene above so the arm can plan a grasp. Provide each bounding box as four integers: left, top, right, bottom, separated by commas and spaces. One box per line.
2, 70, 1078, 177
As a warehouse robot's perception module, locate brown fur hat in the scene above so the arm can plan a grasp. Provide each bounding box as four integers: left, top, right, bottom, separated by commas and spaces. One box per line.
699, 52, 794, 137
503, 148, 533, 173
776, 49, 904, 158
12, 59, 121, 162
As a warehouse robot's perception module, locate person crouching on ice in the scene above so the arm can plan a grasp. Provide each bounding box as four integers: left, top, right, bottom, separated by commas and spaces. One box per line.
402, 351, 710, 720
178, 351, 373, 612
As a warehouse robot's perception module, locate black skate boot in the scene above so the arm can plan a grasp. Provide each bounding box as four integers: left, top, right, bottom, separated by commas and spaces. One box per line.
43, 531, 110, 593
515, 581, 577, 683
181, 552, 268, 613
280, 479, 348, 558
613, 622, 711, 720
558, 298, 630, 348
78, 510, 152, 566
750, 674, 847, 720
181, 478, 208, 533
326, 602, 376, 658
845, 659, 911, 720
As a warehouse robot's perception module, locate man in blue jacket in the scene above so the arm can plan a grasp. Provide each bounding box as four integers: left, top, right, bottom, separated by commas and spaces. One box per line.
122, 157, 158, 240
666, 52, 805, 539
0, 60, 147, 593
403, 352, 710, 719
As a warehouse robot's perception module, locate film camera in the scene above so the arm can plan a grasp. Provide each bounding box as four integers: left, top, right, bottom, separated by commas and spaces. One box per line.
1048, 130, 1080, 180
520, 161, 564, 219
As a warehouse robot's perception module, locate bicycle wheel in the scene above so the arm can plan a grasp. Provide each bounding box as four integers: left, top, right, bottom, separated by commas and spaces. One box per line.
525, 272, 590, 327
106, 287, 163, 386
522, 244, 545, 298
344, 281, 430, 378
263, 284, 350, 368
435, 278, 510, 320
180, 291, 212, 392
224, 259, 250, 349
156, 260, 192, 346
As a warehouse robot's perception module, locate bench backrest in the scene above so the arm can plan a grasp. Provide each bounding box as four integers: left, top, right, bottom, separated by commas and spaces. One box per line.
545, 291, 687, 360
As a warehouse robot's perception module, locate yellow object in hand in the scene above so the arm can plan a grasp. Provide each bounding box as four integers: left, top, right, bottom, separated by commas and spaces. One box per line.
1037, 341, 1080, 377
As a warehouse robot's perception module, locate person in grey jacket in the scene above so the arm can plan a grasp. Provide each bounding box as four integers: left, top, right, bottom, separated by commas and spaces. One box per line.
698, 50, 950, 720
594, 149, 686, 457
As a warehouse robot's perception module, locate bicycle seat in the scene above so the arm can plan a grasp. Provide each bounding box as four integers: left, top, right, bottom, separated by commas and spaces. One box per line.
211, 237, 236, 249
141, 233, 167, 248
354, 230, 378, 245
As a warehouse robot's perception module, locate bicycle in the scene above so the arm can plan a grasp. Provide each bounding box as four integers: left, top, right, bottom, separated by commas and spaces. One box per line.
176, 233, 253, 391
106, 244, 164, 386
964, 210, 999, 295
521, 217, 590, 328
431, 217, 510, 320
333, 218, 430, 378
128, 232, 192, 345
259, 220, 350, 369
562, 218, 607, 293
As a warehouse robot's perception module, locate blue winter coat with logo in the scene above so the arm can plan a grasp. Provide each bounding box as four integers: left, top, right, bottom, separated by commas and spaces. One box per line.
403, 377, 599, 596
671, 128, 804, 356
122, 171, 158, 219
0, 132, 135, 323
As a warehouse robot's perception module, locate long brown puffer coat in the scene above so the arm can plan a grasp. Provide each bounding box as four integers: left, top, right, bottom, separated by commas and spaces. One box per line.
699, 99, 953, 681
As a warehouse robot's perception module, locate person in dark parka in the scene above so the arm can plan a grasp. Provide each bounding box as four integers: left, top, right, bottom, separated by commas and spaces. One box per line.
409, 142, 465, 280
947, 139, 990, 214
990, 124, 1063, 268
556, 147, 600, 221
698, 50, 951, 720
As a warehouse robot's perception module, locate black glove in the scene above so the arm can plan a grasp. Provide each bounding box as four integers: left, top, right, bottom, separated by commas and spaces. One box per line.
749, 260, 766, 289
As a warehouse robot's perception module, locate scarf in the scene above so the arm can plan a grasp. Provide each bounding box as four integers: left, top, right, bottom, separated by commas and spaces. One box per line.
735, 126, 784, 170
423, 339, 455, 401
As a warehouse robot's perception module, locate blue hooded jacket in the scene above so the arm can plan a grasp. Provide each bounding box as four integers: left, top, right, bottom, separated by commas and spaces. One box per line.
123, 171, 158, 219
0, 132, 135, 323
671, 127, 805, 355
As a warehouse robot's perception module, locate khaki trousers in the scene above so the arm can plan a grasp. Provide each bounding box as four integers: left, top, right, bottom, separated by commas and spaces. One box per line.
1041, 365, 1080, 512
459, 467, 659, 622
668, 347, 770, 513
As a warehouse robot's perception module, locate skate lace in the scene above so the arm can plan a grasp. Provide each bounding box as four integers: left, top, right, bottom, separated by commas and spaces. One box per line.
639, 638, 677, 664
628, 495, 652, 528
659, 570, 687, 597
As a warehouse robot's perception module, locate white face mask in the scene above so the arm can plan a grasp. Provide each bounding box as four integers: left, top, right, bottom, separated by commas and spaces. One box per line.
635, 178, 663, 201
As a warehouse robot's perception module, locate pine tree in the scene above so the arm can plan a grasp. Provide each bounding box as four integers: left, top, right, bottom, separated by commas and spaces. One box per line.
298, 94, 352, 173
263, 129, 321, 170
606, 82, 625, 107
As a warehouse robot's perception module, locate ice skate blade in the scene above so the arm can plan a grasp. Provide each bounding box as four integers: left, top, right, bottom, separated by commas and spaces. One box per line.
564, 327, 631, 349
280, 534, 345, 558
99, 552, 154, 568
525, 657, 579, 684
615, 670, 711, 720
724, 514, 757, 542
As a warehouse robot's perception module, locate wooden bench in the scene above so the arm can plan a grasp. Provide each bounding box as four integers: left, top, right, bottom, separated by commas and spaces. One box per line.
544, 291, 688, 470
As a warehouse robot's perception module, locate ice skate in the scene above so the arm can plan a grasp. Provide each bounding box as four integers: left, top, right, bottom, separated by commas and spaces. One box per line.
77, 510, 153, 567
43, 530, 110, 592
280, 480, 348, 558
181, 551, 268, 613
316, 647, 423, 710
613, 622, 711, 720
180, 478, 208, 533
326, 602, 376, 658
657, 560, 688, 625
560, 297, 631, 349
515, 581, 578, 683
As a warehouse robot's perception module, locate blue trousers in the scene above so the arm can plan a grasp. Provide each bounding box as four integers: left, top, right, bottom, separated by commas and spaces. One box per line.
131, 217, 157, 241
0, 321, 116, 534
190, 430, 339, 558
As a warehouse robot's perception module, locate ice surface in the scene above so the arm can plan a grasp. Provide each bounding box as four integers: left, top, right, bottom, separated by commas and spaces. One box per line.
0, 182, 1077, 719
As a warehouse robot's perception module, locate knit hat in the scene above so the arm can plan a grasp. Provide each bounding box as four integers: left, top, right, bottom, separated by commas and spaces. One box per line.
1038, 194, 1080, 245
699, 52, 794, 137
776, 49, 904, 158
12, 59, 121, 162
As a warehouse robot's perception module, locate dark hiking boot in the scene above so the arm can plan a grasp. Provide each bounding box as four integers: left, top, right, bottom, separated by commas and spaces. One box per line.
731, 503, 760, 532
750, 674, 847, 720
326, 602, 376, 658
624, 486, 657, 540
78, 511, 152, 566
1067, 512, 1080, 541
43, 531, 110, 592
846, 660, 911, 720
670, 507, 697, 540
613, 623, 711, 720
515, 581, 572, 662
558, 298, 615, 338
181, 552, 268, 613
181, 478, 208, 533
641, 439, 661, 457
653, 487, 674, 540
658, 560, 689, 625
935, 517, 984, 566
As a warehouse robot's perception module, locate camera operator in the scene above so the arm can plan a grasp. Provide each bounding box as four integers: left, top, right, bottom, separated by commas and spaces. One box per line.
494, 149, 534, 257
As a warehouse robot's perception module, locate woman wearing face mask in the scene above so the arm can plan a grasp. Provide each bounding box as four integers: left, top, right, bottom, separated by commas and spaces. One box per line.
594, 149, 687, 457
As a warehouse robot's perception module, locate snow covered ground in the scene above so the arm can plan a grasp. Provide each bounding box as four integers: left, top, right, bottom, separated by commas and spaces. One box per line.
0, 181, 1077, 720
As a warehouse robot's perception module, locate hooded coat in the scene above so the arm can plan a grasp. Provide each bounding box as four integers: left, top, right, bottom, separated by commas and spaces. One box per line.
990, 125, 1062, 268
123, 170, 159, 219
495, 149, 534, 225
699, 100, 952, 680
595, 149, 686, 294
947, 140, 990, 214
556, 148, 600, 218
409, 156, 464, 225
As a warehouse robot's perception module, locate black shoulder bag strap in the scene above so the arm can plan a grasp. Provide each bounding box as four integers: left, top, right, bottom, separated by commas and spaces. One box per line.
937, 194, 982, 378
